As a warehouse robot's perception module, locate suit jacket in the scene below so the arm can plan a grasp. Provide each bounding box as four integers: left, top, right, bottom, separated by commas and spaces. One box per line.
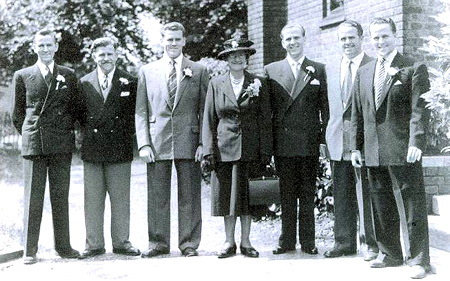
264, 57, 329, 157
80, 68, 137, 163
135, 57, 208, 160
349, 52, 430, 166
202, 71, 272, 162
12, 63, 83, 157
326, 53, 373, 161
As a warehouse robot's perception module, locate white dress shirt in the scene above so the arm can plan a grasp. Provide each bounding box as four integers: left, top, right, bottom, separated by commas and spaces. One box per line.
163, 53, 183, 87
286, 54, 305, 79
37, 60, 55, 78
340, 51, 365, 87
97, 67, 115, 98
375, 49, 398, 82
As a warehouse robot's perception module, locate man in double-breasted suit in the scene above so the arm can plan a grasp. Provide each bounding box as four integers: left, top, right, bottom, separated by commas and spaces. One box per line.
135, 22, 209, 258
324, 20, 378, 261
264, 23, 329, 255
78, 37, 140, 259
11, 28, 82, 264
350, 17, 431, 279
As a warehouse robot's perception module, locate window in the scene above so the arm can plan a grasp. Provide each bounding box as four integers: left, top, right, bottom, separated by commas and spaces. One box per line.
320, 0, 346, 29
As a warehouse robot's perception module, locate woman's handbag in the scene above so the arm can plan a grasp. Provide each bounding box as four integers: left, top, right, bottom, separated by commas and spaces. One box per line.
248, 175, 280, 206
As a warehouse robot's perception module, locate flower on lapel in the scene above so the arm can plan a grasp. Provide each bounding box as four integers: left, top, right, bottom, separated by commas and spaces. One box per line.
386, 67, 400, 85
56, 74, 65, 90
119, 77, 129, 85
244, 78, 262, 98
231, 41, 239, 48
183, 67, 193, 77
304, 66, 316, 81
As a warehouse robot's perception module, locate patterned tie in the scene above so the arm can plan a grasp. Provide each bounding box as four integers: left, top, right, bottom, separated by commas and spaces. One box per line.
375, 58, 386, 110
44, 65, 52, 86
341, 60, 353, 105
294, 62, 301, 79
168, 60, 177, 107
101, 74, 109, 100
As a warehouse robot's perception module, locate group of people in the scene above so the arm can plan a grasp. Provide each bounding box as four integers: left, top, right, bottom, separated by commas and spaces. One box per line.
11, 16, 432, 279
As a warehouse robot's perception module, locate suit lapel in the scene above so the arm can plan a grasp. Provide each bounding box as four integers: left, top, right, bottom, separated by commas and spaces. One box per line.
364, 60, 377, 111
343, 54, 372, 113
104, 69, 122, 106
40, 64, 60, 114
377, 53, 405, 111
173, 57, 190, 110
236, 72, 252, 105
32, 64, 48, 97
275, 59, 296, 95
222, 73, 238, 107
290, 60, 310, 101
154, 60, 172, 109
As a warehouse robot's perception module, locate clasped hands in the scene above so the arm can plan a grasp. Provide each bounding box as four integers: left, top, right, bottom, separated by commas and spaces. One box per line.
351, 146, 422, 168
201, 154, 272, 173
139, 145, 204, 163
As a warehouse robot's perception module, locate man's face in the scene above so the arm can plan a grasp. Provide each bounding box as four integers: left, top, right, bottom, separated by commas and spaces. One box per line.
281, 27, 305, 60
161, 30, 185, 59
338, 25, 363, 59
370, 23, 397, 57
92, 44, 118, 74
33, 34, 58, 65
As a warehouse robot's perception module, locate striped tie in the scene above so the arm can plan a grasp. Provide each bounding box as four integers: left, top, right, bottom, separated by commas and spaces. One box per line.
375, 58, 386, 110
341, 60, 352, 105
44, 65, 52, 87
168, 60, 177, 107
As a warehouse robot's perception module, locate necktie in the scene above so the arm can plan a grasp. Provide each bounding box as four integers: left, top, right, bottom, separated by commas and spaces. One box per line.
341, 61, 353, 105
168, 60, 177, 107
375, 58, 386, 109
294, 62, 301, 79
44, 65, 52, 86
101, 74, 109, 100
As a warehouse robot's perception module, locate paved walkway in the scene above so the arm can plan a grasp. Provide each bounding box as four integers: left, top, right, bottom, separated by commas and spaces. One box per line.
1, 160, 449, 280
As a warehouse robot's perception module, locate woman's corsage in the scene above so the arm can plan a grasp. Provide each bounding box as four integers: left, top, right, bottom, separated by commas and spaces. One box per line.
56, 75, 65, 90
304, 66, 315, 81
244, 78, 262, 98
119, 77, 129, 85
386, 67, 400, 85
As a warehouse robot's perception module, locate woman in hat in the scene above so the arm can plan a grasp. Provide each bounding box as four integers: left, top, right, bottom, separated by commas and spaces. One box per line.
202, 36, 272, 258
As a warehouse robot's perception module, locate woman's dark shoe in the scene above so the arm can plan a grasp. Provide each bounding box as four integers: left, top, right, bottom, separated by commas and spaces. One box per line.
217, 244, 237, 259
240, 246, 259, 258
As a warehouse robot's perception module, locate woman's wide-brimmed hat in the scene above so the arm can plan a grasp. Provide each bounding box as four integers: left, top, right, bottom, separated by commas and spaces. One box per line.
217, 37, 256, 60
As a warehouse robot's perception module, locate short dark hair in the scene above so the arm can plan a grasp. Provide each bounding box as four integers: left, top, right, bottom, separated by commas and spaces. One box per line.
34, 28, 58, 44
280, 23, 306, 39
160, 22, 185, 37
338, 20, 363, 37
90, 37, 118, 53
370, 17, 396, 34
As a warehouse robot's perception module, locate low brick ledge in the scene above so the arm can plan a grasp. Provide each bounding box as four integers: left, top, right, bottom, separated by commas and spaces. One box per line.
422, 155, 450, 167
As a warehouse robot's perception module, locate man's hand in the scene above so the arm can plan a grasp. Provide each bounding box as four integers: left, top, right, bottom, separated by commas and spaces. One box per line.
139, 146, 155, 163
201, 154, 216, 173
195, 145, 203, 162
351, 150, 363, 168
407, 146, 422, 163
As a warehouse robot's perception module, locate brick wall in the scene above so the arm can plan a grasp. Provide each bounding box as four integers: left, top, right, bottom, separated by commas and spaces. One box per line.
423, 156, 450, 211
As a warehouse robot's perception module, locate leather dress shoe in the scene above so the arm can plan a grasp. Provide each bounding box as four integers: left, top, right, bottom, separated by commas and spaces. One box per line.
57, 248, 80, 259
363, 251, 378, 262
324, 248, 356, 258
410, 265, 431, 279
182, 247, 198, 257
370, 257, 403, 268
240, 246, 259, 258
141, 248, 169, 258
272, 246, 295, 255
79, 248, 106, 259
217, 244, 237, 259
113, 246, 140, 256
301, 246, 318, 255
23, 255, 37, 265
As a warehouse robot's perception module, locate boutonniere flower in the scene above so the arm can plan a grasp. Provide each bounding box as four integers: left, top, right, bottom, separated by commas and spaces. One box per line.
56, 74, 65, 89
119, 77, 129, 85
231, 41, 239, 48
183, 67, 193, 78
386, 67, 400, 85
244, 78, 262, 98
304, 66, 316, 81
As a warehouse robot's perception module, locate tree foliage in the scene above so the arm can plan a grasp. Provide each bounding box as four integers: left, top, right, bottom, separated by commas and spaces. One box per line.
0, 0, 247, 85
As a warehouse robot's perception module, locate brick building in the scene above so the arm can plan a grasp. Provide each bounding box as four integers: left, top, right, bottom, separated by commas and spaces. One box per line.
247, 0, 442, 75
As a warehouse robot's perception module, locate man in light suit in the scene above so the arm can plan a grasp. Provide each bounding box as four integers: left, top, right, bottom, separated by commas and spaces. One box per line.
264, 23, 329, 255
324, 20, 378, 261
78, 37, 140, 259
135, 22, 209, 258
11, 28, 82, 264
350, 17, 431, 279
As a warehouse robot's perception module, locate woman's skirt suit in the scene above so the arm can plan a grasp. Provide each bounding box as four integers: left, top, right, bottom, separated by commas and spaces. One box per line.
202, 71, 272, 216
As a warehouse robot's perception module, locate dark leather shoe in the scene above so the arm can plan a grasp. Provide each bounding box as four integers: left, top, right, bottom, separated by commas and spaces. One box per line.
272, 246, 295, 255
240, 246, 259, 258
113, 246, 140, 256
182, 247, 198, 257
301, 246, 318, 255
78, 248, 106, 259
141, 248, 169, 258
57, 248, 80, 259
324, 248, 356, 258
370, 257, 403, 268
217, 244, 237, 259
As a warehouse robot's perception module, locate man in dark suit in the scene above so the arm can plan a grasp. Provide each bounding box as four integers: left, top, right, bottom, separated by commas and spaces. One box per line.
78, 37, 140, 259
324, 20, 378, 261
350, 17, 431, 279
11, 28, 82, 264
264, 23, 329, 255
135, 22, 209, 258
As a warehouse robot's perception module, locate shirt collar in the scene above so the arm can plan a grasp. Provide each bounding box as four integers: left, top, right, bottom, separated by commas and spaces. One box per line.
97, 67, 115, 81
378, 49, 397, 65
286, 54, 305, 68
163, 53, 183, 66
37, 60, 55, 75
342, 51, 365, 67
